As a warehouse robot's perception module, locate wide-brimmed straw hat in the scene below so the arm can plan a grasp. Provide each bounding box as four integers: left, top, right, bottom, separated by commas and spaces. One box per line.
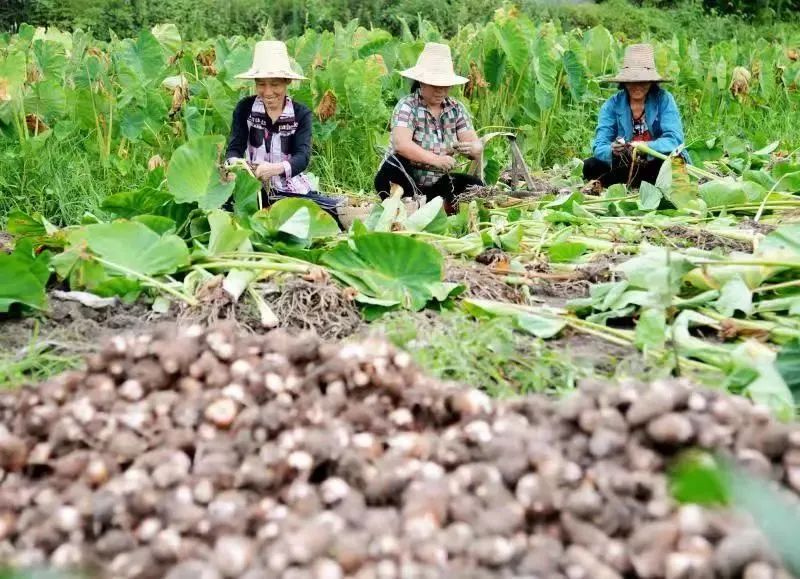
604, 44, 669, 83
399, 42, 467, 87
236, 40, 306, 80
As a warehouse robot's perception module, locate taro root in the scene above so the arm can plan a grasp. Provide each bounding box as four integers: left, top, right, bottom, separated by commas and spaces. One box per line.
0, 324, 797, 577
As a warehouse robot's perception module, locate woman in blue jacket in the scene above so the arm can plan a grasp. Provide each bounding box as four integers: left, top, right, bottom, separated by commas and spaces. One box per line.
583, 44, 688, 188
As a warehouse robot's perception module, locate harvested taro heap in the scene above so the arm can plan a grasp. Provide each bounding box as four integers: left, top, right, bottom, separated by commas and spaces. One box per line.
0, 323, 798, 578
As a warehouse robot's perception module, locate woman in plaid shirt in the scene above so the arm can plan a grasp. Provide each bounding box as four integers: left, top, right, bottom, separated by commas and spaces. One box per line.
374, 43, 484, 213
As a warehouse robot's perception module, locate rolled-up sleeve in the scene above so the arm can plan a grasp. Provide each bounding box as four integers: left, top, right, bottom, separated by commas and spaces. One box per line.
592, 98, 617, 165
288, 107, 312, 176
226, 98, 250, 160
648, 92, 685, 157
455, 101, 474, 133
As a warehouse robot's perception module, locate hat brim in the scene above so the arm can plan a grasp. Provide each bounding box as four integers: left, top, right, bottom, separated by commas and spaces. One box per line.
601, 72, 669, 84
399, 68, 468, 87
235, 69, 307, 80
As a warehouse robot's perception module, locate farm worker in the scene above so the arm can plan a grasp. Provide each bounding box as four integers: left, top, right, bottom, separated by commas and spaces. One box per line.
225, 40, 342, 218
583, 43, 688, 188
374, 42, 484, 214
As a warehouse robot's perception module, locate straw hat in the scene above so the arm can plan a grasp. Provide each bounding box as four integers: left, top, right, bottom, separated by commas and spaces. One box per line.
236, 40, 306, 80
605, 44, 669, 83
399, 43, 467, 87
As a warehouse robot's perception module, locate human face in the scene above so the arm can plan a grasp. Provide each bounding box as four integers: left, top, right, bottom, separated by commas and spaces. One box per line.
419, 82, 451, 107
255, 78, 290, 108
625, 82, 653, 102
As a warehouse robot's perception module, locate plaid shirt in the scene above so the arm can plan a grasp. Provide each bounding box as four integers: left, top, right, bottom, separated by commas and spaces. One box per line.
390, 91, 473, 187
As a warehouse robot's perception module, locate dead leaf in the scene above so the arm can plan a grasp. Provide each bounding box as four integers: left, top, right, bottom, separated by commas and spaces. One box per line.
316, 90, 337, 122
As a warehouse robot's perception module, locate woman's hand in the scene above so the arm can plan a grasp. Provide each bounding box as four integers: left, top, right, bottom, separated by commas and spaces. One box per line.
430, 154, 457, 172
255, 162, 285, 181
453, 139, 483, 159
611, 140, 630, 158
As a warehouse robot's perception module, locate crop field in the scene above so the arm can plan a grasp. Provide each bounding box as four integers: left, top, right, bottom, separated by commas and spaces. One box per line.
3, 5, 800, 578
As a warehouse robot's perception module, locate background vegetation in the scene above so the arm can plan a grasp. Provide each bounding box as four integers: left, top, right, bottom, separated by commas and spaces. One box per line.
1, 0, 800, 226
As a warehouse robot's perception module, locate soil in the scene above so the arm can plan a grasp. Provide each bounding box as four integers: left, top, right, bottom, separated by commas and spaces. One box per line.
738, 218, 777, 235
1, 279, 364, 375
647, 225, 753, 253
547, 328, 638, 376
445, 259, 526, 304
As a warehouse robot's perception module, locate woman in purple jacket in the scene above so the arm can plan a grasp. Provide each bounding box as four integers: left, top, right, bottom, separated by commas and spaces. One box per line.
583, 44, 689, 188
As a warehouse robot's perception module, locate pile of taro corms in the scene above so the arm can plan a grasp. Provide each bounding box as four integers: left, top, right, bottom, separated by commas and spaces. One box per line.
0, 324, 799, 579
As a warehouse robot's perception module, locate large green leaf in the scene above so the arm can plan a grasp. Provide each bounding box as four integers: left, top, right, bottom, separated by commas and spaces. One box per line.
252, 198, 340, 247
562, 49, 586, 102
166, 136, 234, 210
101, 188, 174, 219
322, 233, 448, 311
462, 299, 567, 339
0, 240, 51, 313
115, 30, 166, 92
493, 19, 529, 75
583, 26, 615, 77
203, 210, 252, 256
776, 339, 800, 405
83, 221, 190, 276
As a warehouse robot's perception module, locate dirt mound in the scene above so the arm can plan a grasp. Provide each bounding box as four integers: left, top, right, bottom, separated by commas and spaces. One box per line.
647, 226, 753, 253
0, 325, 797, 577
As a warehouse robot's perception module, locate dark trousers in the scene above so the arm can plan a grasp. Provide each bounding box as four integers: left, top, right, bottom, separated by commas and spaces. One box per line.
374, 154, 484, 208
583, 156, 663, 188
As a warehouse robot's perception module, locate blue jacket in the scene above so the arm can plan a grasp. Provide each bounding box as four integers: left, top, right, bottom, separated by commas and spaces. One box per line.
592, 88, 689, 164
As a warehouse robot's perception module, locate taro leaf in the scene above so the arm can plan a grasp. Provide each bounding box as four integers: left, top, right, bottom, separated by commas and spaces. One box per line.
101, 188, 174, 219
493, 18, 528, 75
772, 161, 800, 193
757, 224, 800, 262
166, 136, 234, 210
617, 245, 693, 301
84, 221, 190, 276
115, 30, 166, 94
204, 210, 252, 256
583, 26, 615, 76
719, 459, 800, 575
700, 178, 765, 208
776, 339, 800, 405
547, 241, 587, 263
0, 240, 51, 312
635, 307, 667, 350
132, 215, 176, 236
499, 224, 523, 253
562, 49, 586, 102
638, 181, 662, 211
669, 451, 730, 506
657, 157, 698, 210
321, 233, 445, 311
24, 79, 66, 121
672, 452, 800, 577
743, 169, 777, 191
405, 197, 447, 234
731, 341, 794, 420
253, 198, 339, 247
715, 277, 753, 317
462, 298, 566, 339
231, 169, 261, 222
151, 24, 182, 56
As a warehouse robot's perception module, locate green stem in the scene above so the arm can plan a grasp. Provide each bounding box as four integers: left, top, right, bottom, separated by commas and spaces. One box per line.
93, 257, 199, 306
754, 279, 800, 294
197, 260, 313, 273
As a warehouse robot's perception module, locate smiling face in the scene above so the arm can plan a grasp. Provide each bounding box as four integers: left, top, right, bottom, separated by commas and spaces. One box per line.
255, 78, 290, 108
419, 82, 452, 107
625, 81, 653, 102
